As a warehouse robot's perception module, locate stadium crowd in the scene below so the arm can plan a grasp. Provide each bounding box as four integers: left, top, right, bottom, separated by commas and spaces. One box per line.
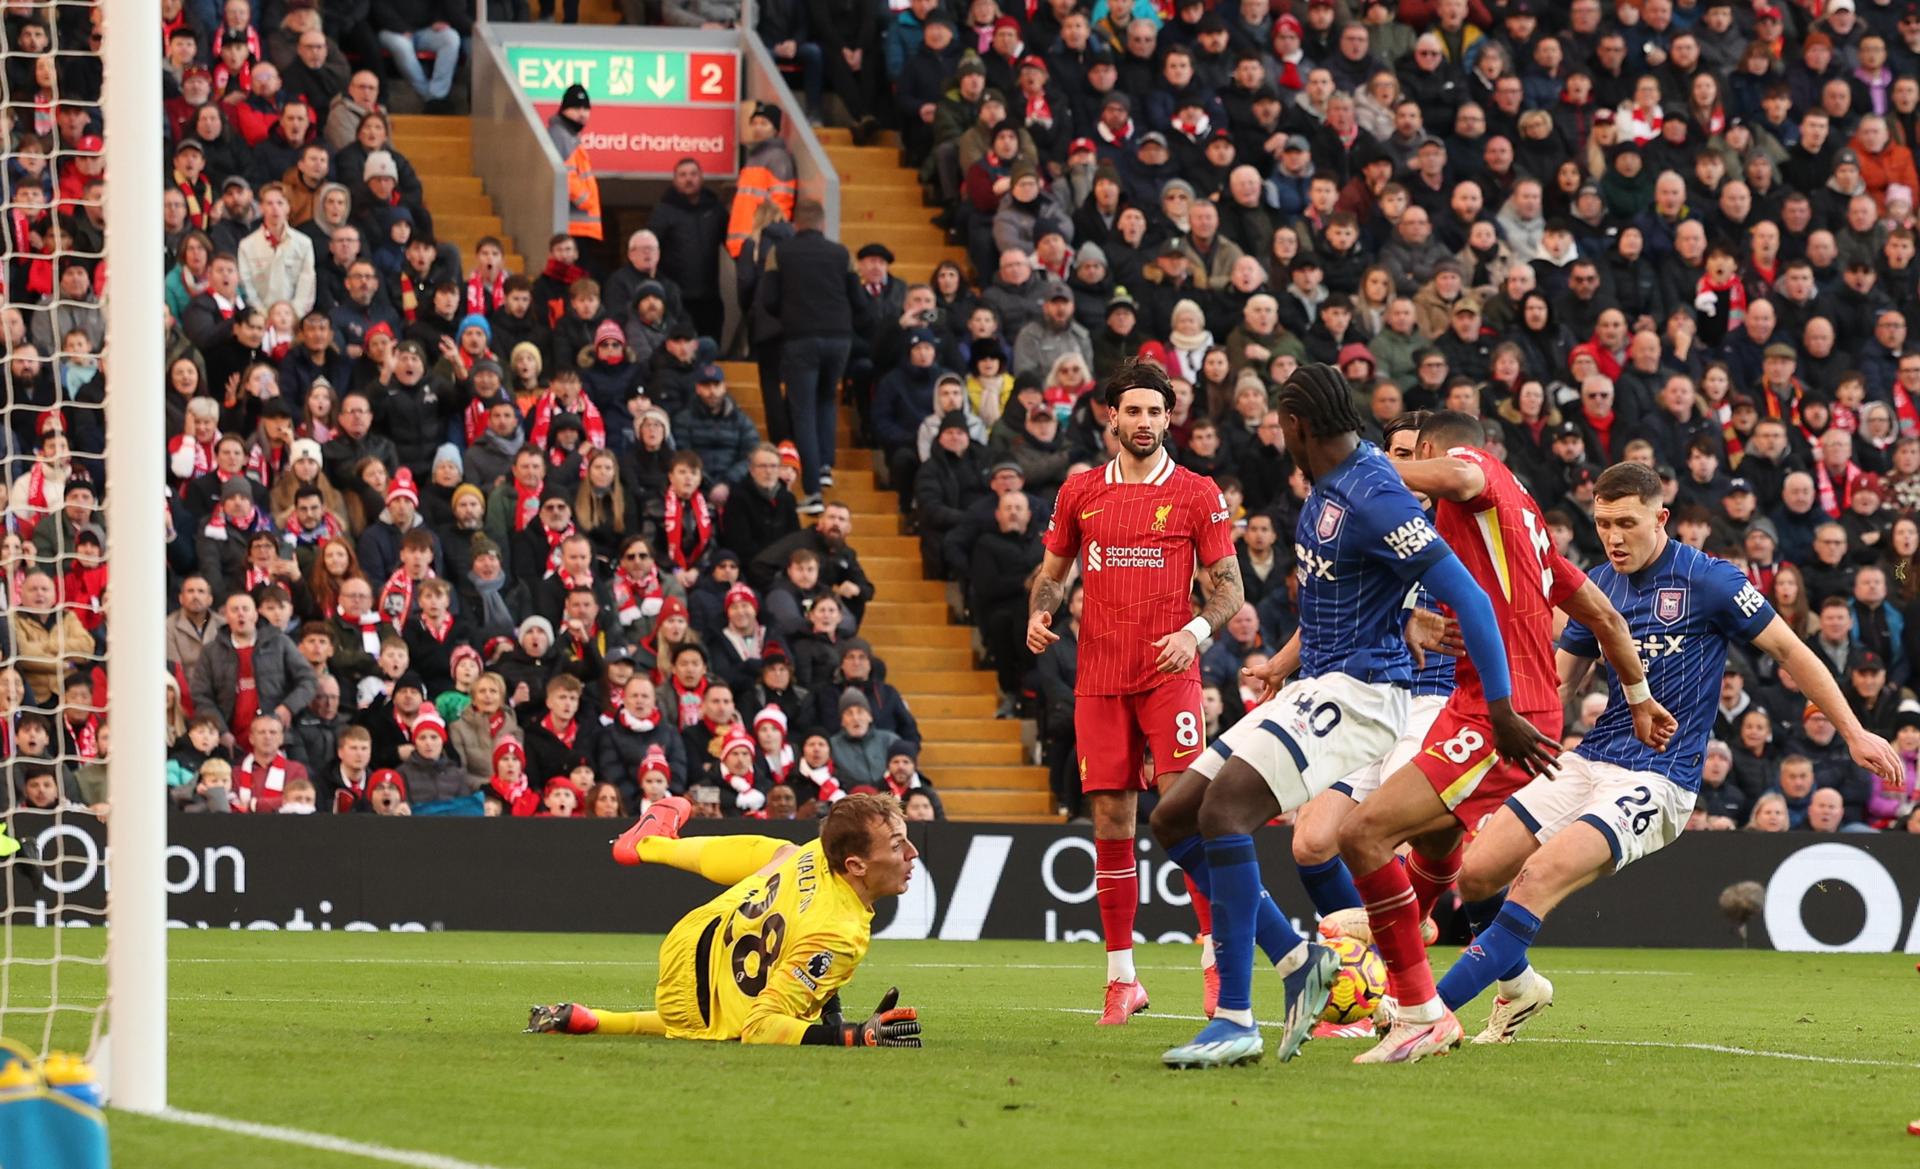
2, 0, 1920, 837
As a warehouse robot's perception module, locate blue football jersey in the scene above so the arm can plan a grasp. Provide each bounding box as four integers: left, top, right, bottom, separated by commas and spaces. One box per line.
1294, 443, 1453, 685
1560, 539, 1776, 791
1407, 580, 1456, 698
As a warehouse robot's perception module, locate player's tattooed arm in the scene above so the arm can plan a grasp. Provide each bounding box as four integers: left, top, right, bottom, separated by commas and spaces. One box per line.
1154, 555, 1243, 674
1195, 554, 1245, 636
1026, 551, 1076, 653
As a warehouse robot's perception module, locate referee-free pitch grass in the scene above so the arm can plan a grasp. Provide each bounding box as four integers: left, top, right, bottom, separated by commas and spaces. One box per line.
7, 930, 1920, 1168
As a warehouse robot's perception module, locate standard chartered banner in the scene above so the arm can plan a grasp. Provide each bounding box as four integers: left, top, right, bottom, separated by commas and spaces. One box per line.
7, 816, 1920, 952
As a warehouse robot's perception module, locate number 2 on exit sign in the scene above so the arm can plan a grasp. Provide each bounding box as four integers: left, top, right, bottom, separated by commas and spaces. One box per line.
687, 53, 736, 103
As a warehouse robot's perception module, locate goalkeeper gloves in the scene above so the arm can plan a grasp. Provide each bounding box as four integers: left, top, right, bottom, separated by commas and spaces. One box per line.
842, 987, 922, 1047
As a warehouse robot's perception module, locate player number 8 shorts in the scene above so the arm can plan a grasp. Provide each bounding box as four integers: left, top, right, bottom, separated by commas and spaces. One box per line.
1504, 754, 1696, 871
1191, 673, 1407, 813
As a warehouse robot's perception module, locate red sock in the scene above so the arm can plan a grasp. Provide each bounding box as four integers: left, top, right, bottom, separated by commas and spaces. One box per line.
1408, 844, 1462, 924
1184, 874, 1213, 936
1095, 838, 1139, 953
1354, 859, 1439, 1007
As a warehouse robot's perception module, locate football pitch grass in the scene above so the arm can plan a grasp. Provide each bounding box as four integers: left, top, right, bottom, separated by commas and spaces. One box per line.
6, 929, 1920, 1168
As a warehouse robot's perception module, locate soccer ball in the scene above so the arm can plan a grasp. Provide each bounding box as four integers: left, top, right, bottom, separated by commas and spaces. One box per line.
1319, 935, 1389, 1025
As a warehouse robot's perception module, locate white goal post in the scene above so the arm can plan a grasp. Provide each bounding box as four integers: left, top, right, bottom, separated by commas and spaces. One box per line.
102, 0, 168, 1113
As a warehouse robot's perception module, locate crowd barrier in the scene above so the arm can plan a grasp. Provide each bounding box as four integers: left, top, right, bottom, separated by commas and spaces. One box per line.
8, 818, 1919, 952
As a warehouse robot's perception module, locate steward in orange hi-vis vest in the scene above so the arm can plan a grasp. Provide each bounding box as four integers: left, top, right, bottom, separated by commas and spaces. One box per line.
546, 84, 603, 242
727, 102, 797, 257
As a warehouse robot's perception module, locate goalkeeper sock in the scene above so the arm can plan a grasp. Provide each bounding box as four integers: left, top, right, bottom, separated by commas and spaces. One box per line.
1095, 838, 1139, 982
1463, 890, 1530, 983
1295, 856, 1363, 916
1437, 904, 1541, 1012
637, 835, 789, 886
590, 1009, 667, 1036
1203, 834, 1262, 1019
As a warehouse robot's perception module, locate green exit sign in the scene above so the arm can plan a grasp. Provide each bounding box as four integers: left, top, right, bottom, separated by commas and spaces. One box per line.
505, 46, 739, 106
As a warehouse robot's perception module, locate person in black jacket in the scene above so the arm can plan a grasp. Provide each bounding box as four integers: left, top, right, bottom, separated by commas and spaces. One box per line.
646, 161, 728, 340
759, 199, 868, 511
523, 672, 598, 784
972, 489, 1043, 704
595, 673, 692, 796
915, 411, 994, 578
811, 638, 922, 750
718, 443, 800, 562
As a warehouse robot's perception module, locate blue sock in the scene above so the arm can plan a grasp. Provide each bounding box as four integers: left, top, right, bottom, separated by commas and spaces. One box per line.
1255, 889, 1306, 966
1164, 834, 1212, 901
1203, 834, 1262, 1014
1296, 857, 1363, 916
1463, 890, 1530, 982
1438, 903, 1542, 1011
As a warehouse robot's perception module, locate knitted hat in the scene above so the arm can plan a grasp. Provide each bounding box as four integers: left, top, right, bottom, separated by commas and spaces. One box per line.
518, 615, 555, 642
638, 744, 671, 780
290, 437, 323, 464
450, 643, 483, 677
412, 710, 447, 739
777, 440, 801, 471
434, 443, 463, 472
560, 84, 591, 113
594, 319, 626, 347
452, 483, 486, 511
721, 725, 757, 759
386, 467, 419, 506
458, 313, 491, 340
493, 738, 526, 767
363, 150, 398, 182
725, 583, 758, 613
754, 705, 788, 734
839, 688, 873, 713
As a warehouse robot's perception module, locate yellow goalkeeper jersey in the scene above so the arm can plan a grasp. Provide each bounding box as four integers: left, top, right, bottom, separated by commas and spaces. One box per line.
656, 839, 874, 1044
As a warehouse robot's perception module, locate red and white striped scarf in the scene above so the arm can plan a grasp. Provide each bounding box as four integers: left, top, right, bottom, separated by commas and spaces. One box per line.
661, 490, 711, 571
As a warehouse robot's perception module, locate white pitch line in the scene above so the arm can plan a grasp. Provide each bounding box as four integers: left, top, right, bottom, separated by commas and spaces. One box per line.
147, 1109, 522, 1169
1037, 1008, 1920, 1069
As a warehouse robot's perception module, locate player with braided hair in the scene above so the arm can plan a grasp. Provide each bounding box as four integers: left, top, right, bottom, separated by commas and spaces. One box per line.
1150, 364, 1535, 1070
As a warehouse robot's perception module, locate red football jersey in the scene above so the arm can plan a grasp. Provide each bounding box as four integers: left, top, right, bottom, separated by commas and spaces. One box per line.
1431, 446, 1587, 715
1042, 450, 1236, 696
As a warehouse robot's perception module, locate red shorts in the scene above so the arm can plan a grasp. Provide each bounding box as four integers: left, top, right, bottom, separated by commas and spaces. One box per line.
1075, 678, 1206, 793
1412, 698, 1563, 837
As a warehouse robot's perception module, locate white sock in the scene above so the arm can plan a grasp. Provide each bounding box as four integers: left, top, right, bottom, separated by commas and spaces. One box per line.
1107, 947, 1136, 983
1497, 967, 1538, 1000
1272, 940, 1308, 978
1399, 996, 1443, 1024
1214, 1006, 1254, 1027
1199, 933, 1216, 968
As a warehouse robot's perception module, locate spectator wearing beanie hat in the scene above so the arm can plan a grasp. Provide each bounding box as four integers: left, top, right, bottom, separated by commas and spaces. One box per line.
397, 708, 472, 810
829, 687, 902, 785
635, 743, 676, 814
581, 318, 645, 420
816, 636, 921, 749
711, 580, 771, 692
880, 742, 943, 818
717, 724, 768, 814
538, 775, 585, 817
486, 739, 539, 817
750, 705, 794, 785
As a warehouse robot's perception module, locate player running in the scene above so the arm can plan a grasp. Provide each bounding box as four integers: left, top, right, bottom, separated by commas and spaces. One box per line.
1434, 462, 1904, 1042
525, 793, 924, 1048
1149, 365, 1535, 1070
1027, 357, 1244, 1025
1290, 411, 1456, 943
1336, 410, 1675, 1065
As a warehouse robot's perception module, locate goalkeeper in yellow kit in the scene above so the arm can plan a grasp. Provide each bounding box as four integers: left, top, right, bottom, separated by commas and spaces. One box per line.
526, 792, 924, 1047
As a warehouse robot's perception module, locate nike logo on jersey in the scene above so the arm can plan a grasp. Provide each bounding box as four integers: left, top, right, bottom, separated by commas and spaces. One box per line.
1080, 508, 1104, 520
1172, 747, 1200, 760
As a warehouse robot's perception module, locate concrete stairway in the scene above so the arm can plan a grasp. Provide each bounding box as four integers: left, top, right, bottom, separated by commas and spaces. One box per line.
815, 128, 970, 283
389, 114, 526, 276
719, 362, 1057, 822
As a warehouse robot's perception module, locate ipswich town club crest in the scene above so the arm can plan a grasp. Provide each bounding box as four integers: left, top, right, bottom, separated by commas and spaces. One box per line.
1655, 588, 1687, 625
1317, 502, 1346, 540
